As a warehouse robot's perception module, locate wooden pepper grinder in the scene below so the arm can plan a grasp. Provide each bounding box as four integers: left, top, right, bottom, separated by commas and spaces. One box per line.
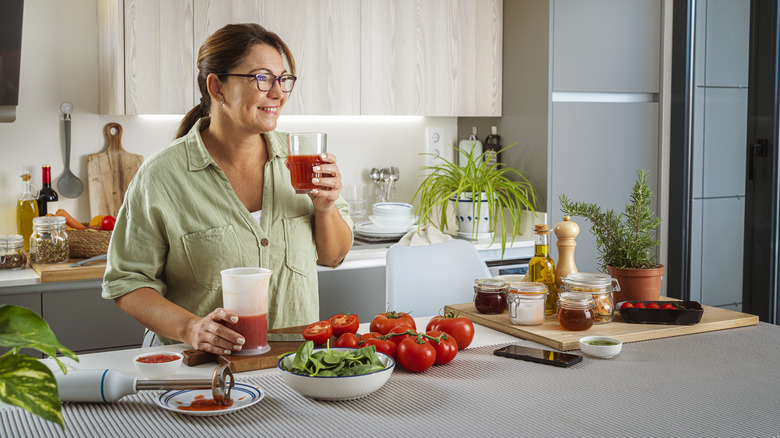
554, 215, 579, 290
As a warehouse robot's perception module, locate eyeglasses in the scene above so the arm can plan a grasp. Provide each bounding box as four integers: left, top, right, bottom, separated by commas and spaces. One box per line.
217, 73, 297, 93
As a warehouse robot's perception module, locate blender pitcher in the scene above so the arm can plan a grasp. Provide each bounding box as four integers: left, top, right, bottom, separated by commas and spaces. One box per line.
221, 267, 272, 355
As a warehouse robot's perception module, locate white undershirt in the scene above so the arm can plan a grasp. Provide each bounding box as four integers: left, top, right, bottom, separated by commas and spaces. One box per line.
251, 210, 262, 224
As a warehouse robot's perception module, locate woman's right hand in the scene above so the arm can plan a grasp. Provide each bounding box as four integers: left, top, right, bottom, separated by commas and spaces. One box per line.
185, 308, 246, 355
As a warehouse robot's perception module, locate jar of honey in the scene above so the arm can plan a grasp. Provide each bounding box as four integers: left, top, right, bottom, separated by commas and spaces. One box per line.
557, 292, 595, 331
474, 279, 508, 314
561, 272, 620, 324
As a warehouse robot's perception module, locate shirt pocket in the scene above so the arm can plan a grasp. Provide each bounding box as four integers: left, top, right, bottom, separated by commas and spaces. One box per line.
283, 214, 316, 276
182, 225, 244, 291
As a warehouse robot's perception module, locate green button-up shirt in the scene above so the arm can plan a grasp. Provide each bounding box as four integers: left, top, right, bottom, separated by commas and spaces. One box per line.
102, 118, 353, 343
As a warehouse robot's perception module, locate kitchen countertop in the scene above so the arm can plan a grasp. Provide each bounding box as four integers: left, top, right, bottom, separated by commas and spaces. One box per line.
3, 316, 780, 437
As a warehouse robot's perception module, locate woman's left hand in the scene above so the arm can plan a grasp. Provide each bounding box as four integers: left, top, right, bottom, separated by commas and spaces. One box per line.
308, 152, 342, 210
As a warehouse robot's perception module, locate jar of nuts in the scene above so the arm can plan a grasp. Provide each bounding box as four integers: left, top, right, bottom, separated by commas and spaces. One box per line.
0, 234, 26, 270
30, 216, 69, 264
561, 272, 620, 324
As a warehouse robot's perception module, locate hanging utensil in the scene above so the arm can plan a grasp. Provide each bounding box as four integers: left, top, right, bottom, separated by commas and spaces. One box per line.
57, 102, 84, 198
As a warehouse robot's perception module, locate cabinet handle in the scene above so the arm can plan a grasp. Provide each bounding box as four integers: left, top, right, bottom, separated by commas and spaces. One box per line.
748, 139, 768, 181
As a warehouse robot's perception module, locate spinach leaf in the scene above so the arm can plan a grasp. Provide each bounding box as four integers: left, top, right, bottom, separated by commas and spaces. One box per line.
280, 341, 387, 377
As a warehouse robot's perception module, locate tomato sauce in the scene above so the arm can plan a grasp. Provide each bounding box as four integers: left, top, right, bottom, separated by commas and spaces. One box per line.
288, 154, 324, 192
225, 313, 268, 350
177, 394, 234, 411
135, 354, 180, 364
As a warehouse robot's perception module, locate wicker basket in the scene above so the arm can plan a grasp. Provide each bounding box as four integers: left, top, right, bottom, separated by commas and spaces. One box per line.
68, 225, 112, 259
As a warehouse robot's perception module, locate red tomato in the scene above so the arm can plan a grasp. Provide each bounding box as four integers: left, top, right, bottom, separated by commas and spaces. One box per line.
661, 303, 676, 310
360, 337, 397, 359
334, 333, 359, 348
427, 313, 474, 349
620, 302, 634, 309
358, 332, 382, 343
370, 311, 416, 335
633, 302, 646, 309
101, 215, 116, 231
386, 325, 416, 346
302, 320, 332, 345
646, 302, 660, 309
328, 313, 359, 337
396, 337, 436, 372
424, 331, 458, 365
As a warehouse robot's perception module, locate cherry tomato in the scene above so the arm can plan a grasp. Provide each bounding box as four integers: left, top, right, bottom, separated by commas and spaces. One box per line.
334, 332, 359, 348
424, 331, 458, 365
396, 337, 436, 372
661, 303, 676, 310
358, 332, 382, 343
647, 302, 660, 309
302, 320, 332, 345
328, 313, 360, 337
370, 311, 416, 335
620, 302, 634, 309
360, 337, 397, 359
101, 215, 116, 231
426, 312, 474, 349
633, 302, 646, 309
386, 325, 416, 346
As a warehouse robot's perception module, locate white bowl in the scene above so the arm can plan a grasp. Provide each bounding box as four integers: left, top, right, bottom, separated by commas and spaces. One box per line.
133, 351, 183, 379
579, 336, 622, 359
372, 202, 414, 218
369, 215, 416, 229
277, 348, 395, 400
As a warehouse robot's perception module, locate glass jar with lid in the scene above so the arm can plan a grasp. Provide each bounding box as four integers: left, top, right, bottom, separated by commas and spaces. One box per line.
506, 281, 548, 326
0, 234, 26, 270
30, 216, 69, 264
473, 279, 508, 314
561, 272, 620, 324
557, 291, 595, 331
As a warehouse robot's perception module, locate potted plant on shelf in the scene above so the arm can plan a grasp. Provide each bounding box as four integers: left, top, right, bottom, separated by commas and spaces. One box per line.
412, 143, 538, 255
558, 169, 664, 302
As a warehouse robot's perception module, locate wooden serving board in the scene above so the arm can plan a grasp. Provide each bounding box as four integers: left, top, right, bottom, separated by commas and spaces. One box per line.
182, 326, 307, 373
445, 299, 759, 351
88, 123, 143, 218
30, 258, 106, 282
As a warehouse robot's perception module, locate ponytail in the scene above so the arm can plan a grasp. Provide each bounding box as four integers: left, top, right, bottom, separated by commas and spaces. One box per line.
176, 97, 210, 139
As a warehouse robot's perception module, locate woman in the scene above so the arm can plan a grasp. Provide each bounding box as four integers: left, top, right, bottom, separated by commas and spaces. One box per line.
102, 24, 353, 355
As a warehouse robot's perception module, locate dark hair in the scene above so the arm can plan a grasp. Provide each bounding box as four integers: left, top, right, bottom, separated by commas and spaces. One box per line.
176, 23, 296, 139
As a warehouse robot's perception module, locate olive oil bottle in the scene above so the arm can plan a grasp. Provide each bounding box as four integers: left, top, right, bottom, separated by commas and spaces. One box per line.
16, 170, 40, 252
528, 224, 557, 315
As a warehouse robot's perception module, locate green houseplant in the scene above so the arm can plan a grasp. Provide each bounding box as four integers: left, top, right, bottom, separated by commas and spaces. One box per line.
558, 169, 664, 302
412, 143, 538, 254
0, 304, 78, 430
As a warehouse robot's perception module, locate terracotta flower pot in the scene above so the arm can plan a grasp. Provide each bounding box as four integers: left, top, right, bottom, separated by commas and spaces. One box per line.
607, 265, 665, 303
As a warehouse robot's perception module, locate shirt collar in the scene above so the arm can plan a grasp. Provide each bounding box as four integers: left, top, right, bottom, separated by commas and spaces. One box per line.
185, 117, 288, 171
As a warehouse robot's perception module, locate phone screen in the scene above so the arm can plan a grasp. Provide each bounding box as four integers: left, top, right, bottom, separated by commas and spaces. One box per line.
494, 344, 582, 367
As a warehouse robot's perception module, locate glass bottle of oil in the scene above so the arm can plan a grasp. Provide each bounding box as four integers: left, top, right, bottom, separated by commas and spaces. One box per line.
16, 170, 39, 252
528, 224, 557, 315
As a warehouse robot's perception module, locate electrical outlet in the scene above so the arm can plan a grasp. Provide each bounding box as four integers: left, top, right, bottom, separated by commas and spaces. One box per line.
426, 127, 445, 168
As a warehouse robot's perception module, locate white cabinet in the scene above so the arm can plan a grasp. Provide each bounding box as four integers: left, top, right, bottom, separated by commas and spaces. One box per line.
98, 0, 501, 116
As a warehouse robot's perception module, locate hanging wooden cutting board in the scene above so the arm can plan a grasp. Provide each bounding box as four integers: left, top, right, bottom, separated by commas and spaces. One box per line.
87, 123, 144, 218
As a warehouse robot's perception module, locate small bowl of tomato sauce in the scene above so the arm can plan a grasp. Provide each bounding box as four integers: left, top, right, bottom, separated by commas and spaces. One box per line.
133, 351, 183, 379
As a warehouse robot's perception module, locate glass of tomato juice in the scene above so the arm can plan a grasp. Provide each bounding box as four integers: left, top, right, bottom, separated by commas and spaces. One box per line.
287, 132, 326, 194
220, 267, 272, 356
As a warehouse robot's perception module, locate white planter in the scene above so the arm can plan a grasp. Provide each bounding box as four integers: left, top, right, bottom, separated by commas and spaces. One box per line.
452, 193, 493, 241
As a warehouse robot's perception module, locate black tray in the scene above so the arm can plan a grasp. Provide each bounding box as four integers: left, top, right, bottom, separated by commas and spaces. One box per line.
617, 301, 704, 325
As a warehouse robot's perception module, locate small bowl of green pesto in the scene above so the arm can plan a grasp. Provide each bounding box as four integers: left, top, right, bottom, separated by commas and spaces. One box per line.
579, 336, 622, 359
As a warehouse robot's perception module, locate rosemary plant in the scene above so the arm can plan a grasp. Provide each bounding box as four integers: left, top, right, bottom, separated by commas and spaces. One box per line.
559, 169, 662, 271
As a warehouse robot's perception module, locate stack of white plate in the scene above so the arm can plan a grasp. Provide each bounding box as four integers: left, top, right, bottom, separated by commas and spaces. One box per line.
355, 202, 416, 239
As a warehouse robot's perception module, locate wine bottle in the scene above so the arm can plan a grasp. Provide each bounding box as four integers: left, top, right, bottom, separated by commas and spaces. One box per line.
37, 164, 59, 216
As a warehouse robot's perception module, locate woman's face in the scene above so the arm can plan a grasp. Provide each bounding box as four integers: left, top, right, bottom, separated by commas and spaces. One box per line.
219, 43, 289, 134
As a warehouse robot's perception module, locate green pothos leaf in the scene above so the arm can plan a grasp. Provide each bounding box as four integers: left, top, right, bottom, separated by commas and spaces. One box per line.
0, 305, 78, 373
0, 354, 64, 430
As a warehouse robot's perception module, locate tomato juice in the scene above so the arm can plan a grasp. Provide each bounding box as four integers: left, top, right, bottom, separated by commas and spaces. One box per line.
177, 394, 234, 411
135, 354, 180, 364
288, 154, 324, 193
225, 313, 268, 351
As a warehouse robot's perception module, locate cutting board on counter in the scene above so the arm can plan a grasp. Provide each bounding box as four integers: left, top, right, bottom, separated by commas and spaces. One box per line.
30, 258, 106, 282
445, 299, 759, 351
182, 326, 307, 373
87, 122, 143, 218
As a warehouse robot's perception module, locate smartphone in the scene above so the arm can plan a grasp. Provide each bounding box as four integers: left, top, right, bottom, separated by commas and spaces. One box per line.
494, 344, 583, 368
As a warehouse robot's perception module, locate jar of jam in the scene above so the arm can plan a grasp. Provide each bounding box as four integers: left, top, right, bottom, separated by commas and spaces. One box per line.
506, 281, 548, 325
0, 234, 26, 270
474, 279, 508, 314
557, 291, 595, 331
561, 272, 620, 324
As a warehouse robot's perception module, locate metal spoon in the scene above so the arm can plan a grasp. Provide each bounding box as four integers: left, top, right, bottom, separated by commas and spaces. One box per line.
57, 102, 84, 198
369, 168, 380, 182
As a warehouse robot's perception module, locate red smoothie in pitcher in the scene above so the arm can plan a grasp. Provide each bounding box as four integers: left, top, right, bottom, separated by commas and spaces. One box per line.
225, 313, 268, 350
288, 154, 324, 193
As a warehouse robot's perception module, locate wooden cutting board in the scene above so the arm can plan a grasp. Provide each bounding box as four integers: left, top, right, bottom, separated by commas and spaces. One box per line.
182, 325, 308, 373
445, 299, 759, 351
87, 123, 143, 218
30, 258, 107, 282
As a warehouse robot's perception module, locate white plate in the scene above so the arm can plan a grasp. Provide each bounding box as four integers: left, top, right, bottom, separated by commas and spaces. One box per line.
355, 221, 415, 238
155, 382, 264, 417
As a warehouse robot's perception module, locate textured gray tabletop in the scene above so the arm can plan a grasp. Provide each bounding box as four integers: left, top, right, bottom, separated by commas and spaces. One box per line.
3, 322, 780, 437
